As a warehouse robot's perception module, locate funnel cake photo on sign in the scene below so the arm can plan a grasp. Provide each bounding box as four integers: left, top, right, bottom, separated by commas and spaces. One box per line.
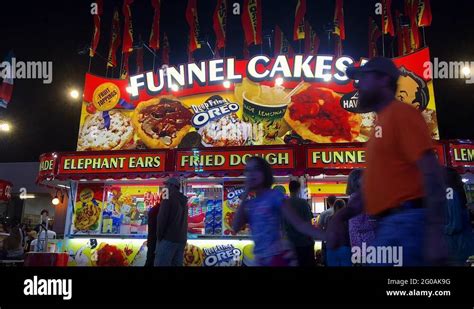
284, 85, 362, 143
77, 110, 135, 151
199, 113, 251, 147
132, 96, 193, 149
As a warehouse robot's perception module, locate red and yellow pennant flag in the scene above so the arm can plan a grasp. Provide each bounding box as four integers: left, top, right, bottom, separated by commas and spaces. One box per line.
334, 36, 343, 57
417, 0, 432, 27
121, 52, 130, 79
382, 0, 395, 36
149, 0, 161, 50
214, 44, 221, 59
395, 10, 411, 55
304, 21, 319, 55
242, 0, 262, 46
162, 32, 170, 65
243, 38, 250, 59
186, 0, 201, 53
122, 0, 134, 53
274, 25, 294, 56
333, 0, 345, 40
136, 36, 144, 73
368, 17, 382, 58
90, 0, 103, 57
107, 8, 121, 67
213, 0, 227, 50
293, 0, 306, 40
405, 0, 420, 51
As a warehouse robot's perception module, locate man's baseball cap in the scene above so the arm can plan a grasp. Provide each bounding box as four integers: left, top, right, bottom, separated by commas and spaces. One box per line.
164, 177, 180, 188
346, 57, 400, 81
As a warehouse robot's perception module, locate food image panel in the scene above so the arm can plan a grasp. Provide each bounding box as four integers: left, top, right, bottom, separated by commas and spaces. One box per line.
71, 184, 104, 234
132, 96, 193, 149
186, 240, 254, 267
285, 85, 362, 143
223, 184, 249, 236
65, 238, 148, 267
77, 110, 135, 151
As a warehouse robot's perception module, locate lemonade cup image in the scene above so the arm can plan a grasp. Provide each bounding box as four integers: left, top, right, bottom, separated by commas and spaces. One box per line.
242, 88, 290, 145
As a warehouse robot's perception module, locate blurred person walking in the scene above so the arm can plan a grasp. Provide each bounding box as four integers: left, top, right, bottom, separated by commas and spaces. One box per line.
347, 57, 448, 266
154, 178, 188, 267
326, 199, 352, 266
346, 169, 377, 249
284, 180, 315, 266
145, 201, 160, 267
233, 157, 324, 266
444, 168, 474, 265
316, 195, 336, 266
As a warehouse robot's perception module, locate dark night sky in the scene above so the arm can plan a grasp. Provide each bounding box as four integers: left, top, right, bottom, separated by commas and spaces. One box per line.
0, 0, 473, 162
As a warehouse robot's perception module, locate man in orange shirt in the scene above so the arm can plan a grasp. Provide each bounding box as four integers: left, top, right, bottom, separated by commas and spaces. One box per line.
346, 57, 447, 266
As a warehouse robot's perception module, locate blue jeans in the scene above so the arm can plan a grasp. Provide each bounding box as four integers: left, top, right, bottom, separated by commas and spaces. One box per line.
326, 246, 352, 267
154, 240, 185, 267
371, 208, 426, 266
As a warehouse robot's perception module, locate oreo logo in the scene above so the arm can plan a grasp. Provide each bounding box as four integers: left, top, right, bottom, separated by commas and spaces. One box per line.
191, 95, 239, 128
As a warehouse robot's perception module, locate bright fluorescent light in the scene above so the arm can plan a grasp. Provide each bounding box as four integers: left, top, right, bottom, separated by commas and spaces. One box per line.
0, 123, 11, 132
20, 194, 36, 199
70, 89, 80, 99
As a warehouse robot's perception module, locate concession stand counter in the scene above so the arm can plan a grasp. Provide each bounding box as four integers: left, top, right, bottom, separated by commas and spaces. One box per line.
37, 145, 306, 267
36, 140, 473, 267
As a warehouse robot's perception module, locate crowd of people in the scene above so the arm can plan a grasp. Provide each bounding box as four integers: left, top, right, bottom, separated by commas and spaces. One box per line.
0, 209, 57, 261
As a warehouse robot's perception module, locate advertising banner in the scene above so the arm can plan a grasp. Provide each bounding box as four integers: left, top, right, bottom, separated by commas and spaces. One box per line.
176, 147, 295, 172
58, 152, 166, 175
71, 184, 104, 234
223, 183, 250, 236
307, 143, 446, 169
38, 153, 56, 179
77, 48, 439, 151
102, 185, 161, 235
184, 239, 255, 267
449, 144, 474, 167
65, 238, 147, 267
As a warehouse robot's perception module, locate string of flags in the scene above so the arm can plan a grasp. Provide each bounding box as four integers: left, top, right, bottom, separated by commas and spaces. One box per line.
86, 0, 433, 77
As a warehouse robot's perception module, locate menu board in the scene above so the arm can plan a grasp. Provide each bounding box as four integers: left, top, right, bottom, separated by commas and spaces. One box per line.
77, 49, 439, 151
